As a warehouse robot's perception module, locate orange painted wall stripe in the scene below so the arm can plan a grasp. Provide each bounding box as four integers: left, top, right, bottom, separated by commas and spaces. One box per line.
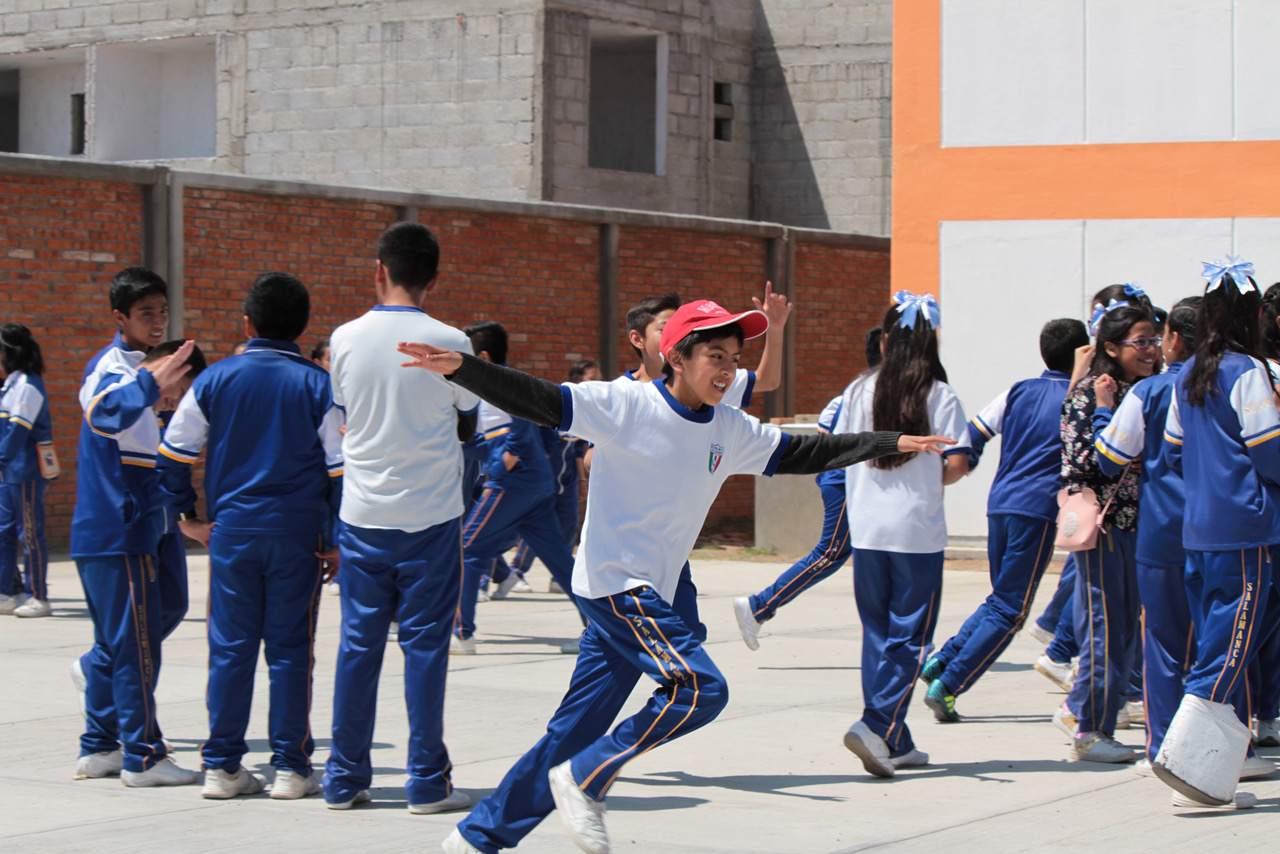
892, 0, 1280, 295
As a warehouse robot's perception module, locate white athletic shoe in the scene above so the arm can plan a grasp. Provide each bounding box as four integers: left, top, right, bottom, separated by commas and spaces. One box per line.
14, 597, 51, 618
490, 574, 520, 600
74, 749, 123, 779
326, 789, 371, 810
1240, 754, 1276, 779
549, 760, 609, 854
890, 748, 929, 769
549, 579, 565, 595
1172, 790, 1256, 810
1072, 731, 1136, 764
121, 757, 199, 787
270, 769, 322, 799
408, 790, 472, 814
1116, 705, 1131, 730
201, 766, 266, 799
324, 581, 340, 597
1035, 655, 1075, 692
476, 589, 490, 603
70, 658, 88, 720
450, 634, 477, 655
1124, 700, 1146, 726
1134, 758, 1156, 777
732, 597, 761, 651
1028, 622, 1055, 646
1052, 702, 1078, 739
388, 621, 399, 641
1255, 719, 1280, 747
512, 576, 534, 594
443, 828, 485, 854
0, 592, 29, 614
843, 721, 894, 778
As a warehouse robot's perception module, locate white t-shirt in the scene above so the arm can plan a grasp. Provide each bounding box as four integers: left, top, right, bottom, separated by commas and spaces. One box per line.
564, 378, 785, 603
835, 371, 970, 553
329, 306, 479, 532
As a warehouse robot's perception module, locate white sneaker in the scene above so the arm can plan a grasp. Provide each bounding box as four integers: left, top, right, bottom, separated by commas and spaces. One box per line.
0, 592, 29, 614
490, 574, 520, 600
1072, 731, 1136, 764
1255, 719, 1280, 747
549, 579, 565, 595
1240, 754, 1276, 779
1028, 622, 1055, 646
202, 766, 266, 798
549, 760, 609, 854
1052, 702, 1078, 739
1134, 758, 1156, 777
70, 658, 88, 720
512, 576, 534, 594
270, 769, 322, 799
1172, 790, 1256, 810
74, 749, 123, 779
1124, 700, 1146, 726
477, 589, 490, 603
732, 597, 761, 651
14, 597, 51, 618
324, 582, 340, 597
560, 635, 582, 655
890, 748, 929, 769
1116, 705, 1131, 730
326, 789, 371, 810
443, 828, 485, 854
450, 634, 476, 655
1035, 655, 1075, 692
388, 621, 399, 641
408, 790, 472, 814
121, 757, 199, 787
843, 721, 894, 778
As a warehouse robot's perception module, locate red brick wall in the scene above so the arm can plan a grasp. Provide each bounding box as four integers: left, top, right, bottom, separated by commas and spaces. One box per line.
0, 167, 889, 550
0, 173, 145, 551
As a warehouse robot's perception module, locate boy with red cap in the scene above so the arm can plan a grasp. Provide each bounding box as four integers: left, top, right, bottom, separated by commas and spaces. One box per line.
399, 300, 953, 854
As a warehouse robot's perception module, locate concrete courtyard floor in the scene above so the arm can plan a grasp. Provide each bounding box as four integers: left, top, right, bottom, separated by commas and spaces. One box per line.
2, 553, 1277, 854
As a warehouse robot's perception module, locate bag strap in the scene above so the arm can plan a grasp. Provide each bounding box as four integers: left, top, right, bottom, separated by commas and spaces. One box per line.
1098, 461, 1137, 529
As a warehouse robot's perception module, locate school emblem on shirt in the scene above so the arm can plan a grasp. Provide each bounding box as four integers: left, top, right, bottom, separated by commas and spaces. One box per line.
708, 443, 724, 474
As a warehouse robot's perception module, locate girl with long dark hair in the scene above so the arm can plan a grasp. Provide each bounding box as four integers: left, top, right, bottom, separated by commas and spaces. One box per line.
836, 292, 970, 778
0, 323, 53, 617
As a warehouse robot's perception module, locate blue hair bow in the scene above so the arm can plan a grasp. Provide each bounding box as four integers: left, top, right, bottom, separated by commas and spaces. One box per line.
1202, 255, 1256, 294
1088, 299, 1130, 338
893, 290, 940, 329
1122, 282, 1146, 300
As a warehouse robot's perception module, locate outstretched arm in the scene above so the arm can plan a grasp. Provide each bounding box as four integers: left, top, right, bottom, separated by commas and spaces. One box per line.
399, 344, 563, 429
775, 431, 956, 475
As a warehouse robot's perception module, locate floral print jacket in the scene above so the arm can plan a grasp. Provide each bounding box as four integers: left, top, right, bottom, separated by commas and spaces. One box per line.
1060, 377, 1140, 532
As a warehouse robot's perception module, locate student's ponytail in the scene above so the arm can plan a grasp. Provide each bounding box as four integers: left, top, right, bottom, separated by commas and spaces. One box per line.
870, 299, 947, 470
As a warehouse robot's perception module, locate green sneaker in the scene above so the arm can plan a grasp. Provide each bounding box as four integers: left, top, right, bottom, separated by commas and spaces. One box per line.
919, 655, 944, 685
924, 679, 960, 723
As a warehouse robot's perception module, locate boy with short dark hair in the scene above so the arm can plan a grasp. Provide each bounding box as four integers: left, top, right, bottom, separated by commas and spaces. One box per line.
920, 318, 1090, 721
72, 338, 204, 786
158, 272, 343, 801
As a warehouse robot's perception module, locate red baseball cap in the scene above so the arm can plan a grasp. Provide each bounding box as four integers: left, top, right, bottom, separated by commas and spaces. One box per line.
659, 299, 769, 359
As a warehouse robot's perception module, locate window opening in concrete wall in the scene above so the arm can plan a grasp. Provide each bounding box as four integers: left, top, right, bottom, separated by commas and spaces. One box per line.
0, 49, 87, 156
0, 70, 17, 153
70, 92, 85, 155
588, 26, 665, 174
713, 81, 734, 142
94, 37, 215, 162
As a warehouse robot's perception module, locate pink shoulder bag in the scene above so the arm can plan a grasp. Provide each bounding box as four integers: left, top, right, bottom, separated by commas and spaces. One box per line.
1054, 463, 1136, 552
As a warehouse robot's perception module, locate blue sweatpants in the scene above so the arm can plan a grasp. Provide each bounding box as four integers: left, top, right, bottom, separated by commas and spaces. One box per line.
748, 480, 851, 623
0, 480, 47, 599
937, 515, 1055, 695
1067, 529, 1139, 735
852, 548, 944, 757
455, 580, 726, 853
458, 486, 578, 640
1036, 551, 1076, 637
1183, 547, 1272, 710
325, 519, 462, 806
1246, 577, 1280, 723
77, 554, 168, 772
1136, 560, 1193, 761
155, 530, 189, 639
202, 531, 325, 775
512, 486, 580, 574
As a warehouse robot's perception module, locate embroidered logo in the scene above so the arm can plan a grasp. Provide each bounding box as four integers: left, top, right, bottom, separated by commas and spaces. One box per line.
708, 443, 724, 474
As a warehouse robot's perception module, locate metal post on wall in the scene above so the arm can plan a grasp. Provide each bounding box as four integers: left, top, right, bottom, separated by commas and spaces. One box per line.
141, 167, 181, 336
763, 232, 795, 421
598, 222, 620, 379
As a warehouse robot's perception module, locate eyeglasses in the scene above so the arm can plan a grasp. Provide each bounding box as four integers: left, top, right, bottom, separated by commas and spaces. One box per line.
1118, 336, 1163, 350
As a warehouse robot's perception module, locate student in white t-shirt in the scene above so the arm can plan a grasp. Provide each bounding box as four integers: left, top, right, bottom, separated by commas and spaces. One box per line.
836, 292, 970, 780
400, 299, 953, 854
322, 221, 478, 815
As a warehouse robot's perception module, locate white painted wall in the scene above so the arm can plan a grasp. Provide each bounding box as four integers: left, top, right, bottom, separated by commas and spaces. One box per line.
942, 0, 1279, 147
940, 217, 1276, 539
94, 42, 214, 161
17, 63, 84, 156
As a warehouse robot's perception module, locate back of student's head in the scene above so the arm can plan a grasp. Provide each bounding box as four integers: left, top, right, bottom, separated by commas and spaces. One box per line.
567, 358, 598, 383
377, 222, 440, 292
1039, 319, 1089, 373
1185, 268, 1267, 406
864, 326, 883, 369
244, 272, 310, 342
465, 320, 508, 364
625, 293, 682, 356
1166, 301, 1200, 355
870, 298, 946, 470
1152, 305, 1169, 334
0, 323, 44, 376
110, 267, 168, 315
311, 340, 330, 362
141, 339, 208, 377
1260, 285, 1280, 360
